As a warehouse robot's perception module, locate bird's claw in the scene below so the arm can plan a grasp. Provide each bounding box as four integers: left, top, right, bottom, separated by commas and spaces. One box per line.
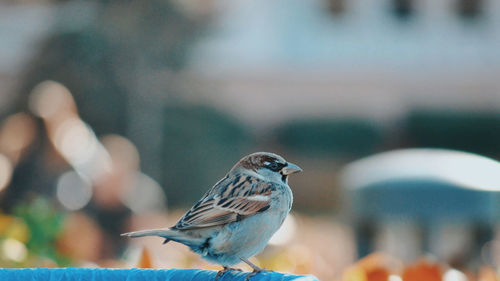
245, 269, 273, 280
215, 267, 243, 280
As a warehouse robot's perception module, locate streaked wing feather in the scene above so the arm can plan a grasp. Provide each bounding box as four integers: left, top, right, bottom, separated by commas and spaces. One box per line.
222, 197, 270, 214
173, 175, 273, 230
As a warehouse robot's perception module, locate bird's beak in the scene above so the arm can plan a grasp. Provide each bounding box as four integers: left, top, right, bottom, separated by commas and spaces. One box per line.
281, 162, 302, 175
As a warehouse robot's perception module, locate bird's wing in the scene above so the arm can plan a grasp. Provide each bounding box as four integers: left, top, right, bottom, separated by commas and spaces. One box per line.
172, 174, 274, 230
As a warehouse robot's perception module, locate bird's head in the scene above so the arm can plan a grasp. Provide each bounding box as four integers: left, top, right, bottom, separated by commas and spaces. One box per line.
232, 152, 302, 184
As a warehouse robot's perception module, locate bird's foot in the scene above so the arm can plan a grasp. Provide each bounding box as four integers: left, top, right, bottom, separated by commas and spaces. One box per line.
245, 268, 273, 280
216, 267, 243, 280
239, 257, 273, 280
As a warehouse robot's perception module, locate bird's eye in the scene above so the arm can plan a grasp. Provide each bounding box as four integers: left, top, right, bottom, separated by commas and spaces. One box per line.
266, 161, 280, 171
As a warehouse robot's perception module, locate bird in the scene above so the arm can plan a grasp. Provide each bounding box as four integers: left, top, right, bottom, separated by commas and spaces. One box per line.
121, 152, 302, 278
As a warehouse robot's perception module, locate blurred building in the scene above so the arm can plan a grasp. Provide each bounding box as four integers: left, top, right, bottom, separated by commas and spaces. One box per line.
2, 0, 500, 124
189, 0, 500, 127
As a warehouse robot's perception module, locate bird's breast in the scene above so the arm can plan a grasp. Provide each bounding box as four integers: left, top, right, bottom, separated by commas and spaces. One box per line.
209, 207, 289, 260
270, 183, 293, 212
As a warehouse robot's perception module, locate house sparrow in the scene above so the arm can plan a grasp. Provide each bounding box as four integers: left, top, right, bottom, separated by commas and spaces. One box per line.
122, 152, 302, 278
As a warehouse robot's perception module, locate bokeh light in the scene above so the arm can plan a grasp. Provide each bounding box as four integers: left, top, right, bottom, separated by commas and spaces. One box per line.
28, 81, 76, 120
53, 118, 98, 165
100, 135, 140, 174
0, 113, 36, 163
389, 275, 403, 281
1, 238, 27, 263
481, 240, 500, 267
120, 172, 166, 214
52, 118, 112, 181
56, 171, 92, 211
56, 212, 103, 262
0, 153, 13, 192
443, 268, 468, 281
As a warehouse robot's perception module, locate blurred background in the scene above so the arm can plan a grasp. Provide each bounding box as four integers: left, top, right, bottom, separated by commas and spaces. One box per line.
1, 0, 500, 280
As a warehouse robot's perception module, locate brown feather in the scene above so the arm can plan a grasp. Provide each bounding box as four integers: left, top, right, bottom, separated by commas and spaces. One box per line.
172, 152, 284, 230
173, 184, 273, 230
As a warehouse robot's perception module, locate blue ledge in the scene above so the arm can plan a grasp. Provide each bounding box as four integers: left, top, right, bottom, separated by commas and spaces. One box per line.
0, 268, 319, 281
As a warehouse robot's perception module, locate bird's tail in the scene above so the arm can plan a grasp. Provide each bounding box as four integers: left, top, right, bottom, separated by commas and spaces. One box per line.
121, 228, 203, 246
121, 228, 175, 238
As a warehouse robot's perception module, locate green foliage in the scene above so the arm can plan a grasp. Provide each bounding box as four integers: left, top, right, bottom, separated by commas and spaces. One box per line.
14, 198, 70, 266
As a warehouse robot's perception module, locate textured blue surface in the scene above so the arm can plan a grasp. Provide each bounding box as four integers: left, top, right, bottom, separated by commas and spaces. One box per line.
0, 268, 319, 281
